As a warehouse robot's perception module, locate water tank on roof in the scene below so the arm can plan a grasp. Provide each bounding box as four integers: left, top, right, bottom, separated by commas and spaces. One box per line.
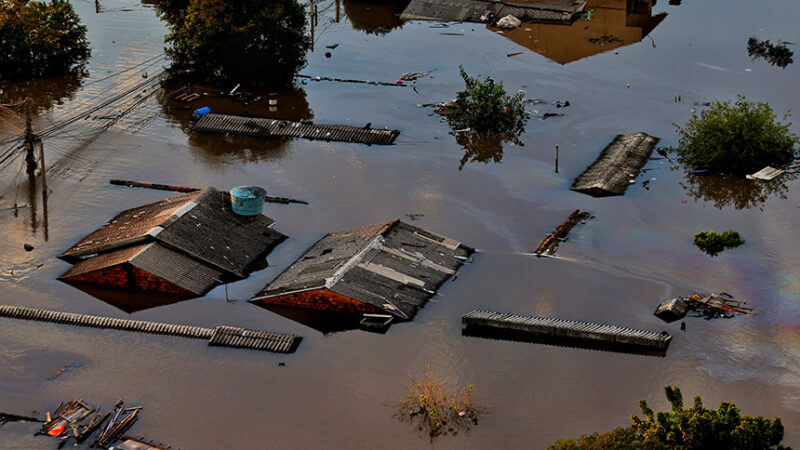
229, 186, 266, 216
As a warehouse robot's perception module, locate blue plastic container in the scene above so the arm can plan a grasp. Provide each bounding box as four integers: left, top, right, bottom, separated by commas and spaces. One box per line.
192, 106, 211, 120
229, 186, 266, 216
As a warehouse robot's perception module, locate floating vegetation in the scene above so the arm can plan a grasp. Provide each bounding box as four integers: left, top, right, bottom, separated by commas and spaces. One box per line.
395, 366, 487, 438
748, 37, 793, 68
693, 230, 744, 256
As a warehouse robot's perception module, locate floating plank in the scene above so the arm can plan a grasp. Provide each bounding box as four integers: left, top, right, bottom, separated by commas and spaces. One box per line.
400, 0, 585, 24
571, 133, 660, 197
746, 166, 785, 180
193, 113, 399, 145
462, 309, 671, 355
0, 305, 300, 353
535, 209, 590, 256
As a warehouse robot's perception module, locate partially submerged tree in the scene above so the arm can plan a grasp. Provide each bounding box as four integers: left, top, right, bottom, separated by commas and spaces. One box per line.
153, 0, 310, 87
550, 386, 786, 450
0, 0, 90, 82
693, 230, 744, 256
447, 66, 527, 133
748, 37, 793, 68
673, 96, 798, 175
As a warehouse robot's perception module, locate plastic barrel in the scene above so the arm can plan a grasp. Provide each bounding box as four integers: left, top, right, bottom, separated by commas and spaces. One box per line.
192, 106, 211, 120
229, 186, 266, 216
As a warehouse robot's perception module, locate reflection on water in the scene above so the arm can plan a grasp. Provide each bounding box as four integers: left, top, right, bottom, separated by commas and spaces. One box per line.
159, 77, 313, 164
494, 0, 667, 64
453, 130, 523, 170
344, 0, 410, 35
680, 172, 796, 210
0, 70, 86, 117
66, 282, 196, 313
257, 304, 364, 334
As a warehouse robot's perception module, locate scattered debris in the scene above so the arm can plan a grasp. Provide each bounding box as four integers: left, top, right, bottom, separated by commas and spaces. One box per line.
405, 213, 424, 221
535, 209, 591, 256
554, 100, 570, 108
23, 243, 34, 252
0, 304, 302, 353
193, 113, 401, 145
693, 101, 711, 106
746, 166, 785, 180
541, 112, 564, 119
38, 398, 94, 438
109, 179, 309, 204
325, 43, 339, 49
118, 436, 172, 450
58, 187, 288, 297
173, 88, 201, 102
251, 219, 473, 324
359, 313, 393, 333
571, 132, 660, 197
297, 74, 407, 87
496, 15, 522, 30
48, 363, 82, 380
655, 292, 753, 323
588, 35, 623, 45
399, 71, 430, 81
462, 310, 672, 355
507, 50, 530, 57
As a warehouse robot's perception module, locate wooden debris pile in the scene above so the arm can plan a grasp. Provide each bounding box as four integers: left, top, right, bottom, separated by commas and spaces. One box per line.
36, 398, 146, 449
534, 209, 591, 256
655, 292, 753, 323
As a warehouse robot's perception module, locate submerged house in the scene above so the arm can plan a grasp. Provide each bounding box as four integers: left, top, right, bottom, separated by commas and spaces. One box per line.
250, 220, 473, 323
59, 187, 287, 297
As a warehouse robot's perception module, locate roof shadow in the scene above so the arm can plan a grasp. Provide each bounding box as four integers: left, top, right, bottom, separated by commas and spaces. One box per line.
65, 281, 197, 313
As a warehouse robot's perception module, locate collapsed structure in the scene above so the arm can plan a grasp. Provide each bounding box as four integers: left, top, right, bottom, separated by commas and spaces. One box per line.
250, 219, 473, 324
571, 132, 660, 196
58, 187, 287, 297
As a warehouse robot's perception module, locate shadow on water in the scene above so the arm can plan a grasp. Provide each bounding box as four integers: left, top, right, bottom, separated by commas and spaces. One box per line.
492, 0, 667, 64
256, 304, 364, 334
158, 77, 313, 165
0, 70, 86, 116
452, 130, 523, 170
680, 172, 797, 210
344, 0, 410, 35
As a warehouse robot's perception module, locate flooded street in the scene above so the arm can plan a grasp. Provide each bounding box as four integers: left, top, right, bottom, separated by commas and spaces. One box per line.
2, 0, 799, 447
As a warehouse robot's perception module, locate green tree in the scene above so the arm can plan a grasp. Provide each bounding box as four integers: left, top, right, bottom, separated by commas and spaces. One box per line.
673, 96, 798, 175
153, 0, 310, 87
0, 0, 90, 82
550, 386, 788, 450
447, 66, 527, 133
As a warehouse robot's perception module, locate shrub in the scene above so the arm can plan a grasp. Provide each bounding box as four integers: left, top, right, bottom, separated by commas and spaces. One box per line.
550, 386, 786, 450
447, 66, 527, 133
153, 0, 310, 87
0, 0, 90, 82
395, 366, 486, 438
694, 230, 744, 256
673, 96, 798, 174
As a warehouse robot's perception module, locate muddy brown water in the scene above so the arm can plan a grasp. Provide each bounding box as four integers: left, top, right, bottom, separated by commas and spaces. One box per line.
1, 0, 799, 448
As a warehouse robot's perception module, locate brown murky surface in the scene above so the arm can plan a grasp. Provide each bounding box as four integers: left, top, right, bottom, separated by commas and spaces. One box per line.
2, 0, 799, 448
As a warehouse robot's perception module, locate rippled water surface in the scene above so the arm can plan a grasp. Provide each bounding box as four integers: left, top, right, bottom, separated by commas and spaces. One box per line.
1, 0, 799, 448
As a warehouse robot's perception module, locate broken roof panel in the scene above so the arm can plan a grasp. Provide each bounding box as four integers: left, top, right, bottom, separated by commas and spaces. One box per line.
251, 220, 473, 320
571, 132, 659, 197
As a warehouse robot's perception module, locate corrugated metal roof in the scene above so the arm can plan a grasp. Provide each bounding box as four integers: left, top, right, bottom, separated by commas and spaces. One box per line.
400, 0, 585, 24
59, 244, 149, 279
130, 243, 226, 295
571, 132, 660, 196
59, 190, 203, 261
193, 113, 400, 146
252, 220, 473, 320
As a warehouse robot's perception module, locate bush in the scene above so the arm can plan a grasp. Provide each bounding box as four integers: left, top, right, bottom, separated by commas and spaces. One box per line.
447, 66, 527, 133
673, 96, 798, 174
550, 386, 786, 450
0, 0, 90, 82
694, 230, 744, 256
395, 366, 486, 438
153, 0, 310, 87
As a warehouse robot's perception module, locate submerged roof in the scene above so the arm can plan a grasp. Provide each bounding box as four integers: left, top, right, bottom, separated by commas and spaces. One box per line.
400, 0, 585, 24
251, 220, 473, 320
571, 132, 659, 196
60, 187, 286, 277
59, 187, 287, 298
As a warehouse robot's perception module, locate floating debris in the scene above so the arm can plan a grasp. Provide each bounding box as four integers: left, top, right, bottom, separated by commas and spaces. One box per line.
746, 166, 785, 180
462, 310, 672, 355
655, 292, 753, 323
535, 209, 591, 256
571, 132, 660, 196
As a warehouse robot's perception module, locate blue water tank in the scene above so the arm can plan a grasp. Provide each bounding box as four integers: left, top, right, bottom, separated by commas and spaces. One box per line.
192, 106, 211, 120
229, 186, 266, 216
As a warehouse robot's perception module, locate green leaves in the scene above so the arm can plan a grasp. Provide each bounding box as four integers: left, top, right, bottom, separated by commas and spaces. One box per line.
673, 96, 798, 175
693, 230, 744, 256
447, 66, 527, 133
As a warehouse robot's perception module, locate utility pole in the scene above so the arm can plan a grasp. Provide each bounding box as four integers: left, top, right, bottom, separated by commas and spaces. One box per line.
24, 99, 38, 175
554, 145, 559, 173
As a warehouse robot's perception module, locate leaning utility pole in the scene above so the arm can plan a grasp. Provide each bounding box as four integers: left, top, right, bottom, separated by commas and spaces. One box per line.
24, 98, 38, 175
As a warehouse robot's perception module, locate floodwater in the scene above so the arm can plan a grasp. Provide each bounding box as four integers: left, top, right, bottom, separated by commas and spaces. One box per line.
1, 0, 799, 448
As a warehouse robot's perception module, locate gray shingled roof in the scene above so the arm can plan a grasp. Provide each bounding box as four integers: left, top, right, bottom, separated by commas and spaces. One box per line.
400, 0, 585, 24
251, 220, 473, 320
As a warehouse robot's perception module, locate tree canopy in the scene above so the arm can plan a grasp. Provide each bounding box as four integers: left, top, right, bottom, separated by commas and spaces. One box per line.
0, 0, 90, 82
550, 386, 787, 450
673, 96, 798, 175
153, 0, 310, 87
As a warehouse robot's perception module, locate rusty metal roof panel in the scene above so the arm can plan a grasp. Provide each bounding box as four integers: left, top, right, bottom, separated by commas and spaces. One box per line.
59, 190, 204, 261
571, 132, 660, 196
193, 113, 400, 145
